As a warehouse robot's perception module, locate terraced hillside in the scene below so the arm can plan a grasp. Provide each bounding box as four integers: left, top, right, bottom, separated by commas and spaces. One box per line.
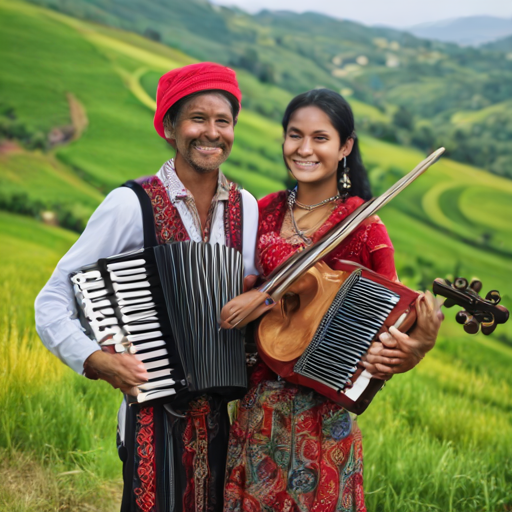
1, 1, 511, 510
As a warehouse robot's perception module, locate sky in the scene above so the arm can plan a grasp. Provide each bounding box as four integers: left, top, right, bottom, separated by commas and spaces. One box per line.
210, 0, 512, 28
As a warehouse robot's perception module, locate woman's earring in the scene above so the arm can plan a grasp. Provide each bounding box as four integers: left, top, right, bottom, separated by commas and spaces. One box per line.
340, 156, 351, 193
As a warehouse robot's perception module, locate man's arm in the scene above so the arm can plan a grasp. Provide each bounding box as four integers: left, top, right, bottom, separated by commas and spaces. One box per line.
35, 187, 146, 376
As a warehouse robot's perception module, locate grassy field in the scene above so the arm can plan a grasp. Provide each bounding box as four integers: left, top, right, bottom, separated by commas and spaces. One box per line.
1, 0, 512, 510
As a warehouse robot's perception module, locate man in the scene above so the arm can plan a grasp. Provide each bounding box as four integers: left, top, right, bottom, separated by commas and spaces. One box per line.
35, 62, 258, 512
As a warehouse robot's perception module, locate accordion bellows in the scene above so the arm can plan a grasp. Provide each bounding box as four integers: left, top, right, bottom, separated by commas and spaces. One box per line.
71, 241, 247, 405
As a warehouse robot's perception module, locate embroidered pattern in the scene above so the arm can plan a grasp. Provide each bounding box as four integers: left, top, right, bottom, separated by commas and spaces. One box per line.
139, 175, 190, 244
182, 397, 212, 512
134, 407, 156, 512
224, 381, 366, 512
224, 182, 243, 252
256, 192, 365, 277
138, 170, 243, 249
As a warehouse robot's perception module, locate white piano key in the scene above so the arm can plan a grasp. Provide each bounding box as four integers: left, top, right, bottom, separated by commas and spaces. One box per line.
118, 296, 153, 306
147, 368, 173, 380
116, 290, 151, 300
144, 358, 170, 370
120, 302, 156, 314
99, 308, 115, 316
71, 270, 102, 284
107, 259, 146, 271
113, 281, 151, 292
125, 322, 160, 333
132, 340, 166, 351
109, 273, 148, 283
121, 310, 158, 324
127, 331, 163, 342
137, 388, 176, 404
138, 378, 175, 392
79, 279, 106, 291
88, 299, 112, 310
90, 317, 119, 328
135, 348, 168, 361
111, 267, 147, 277
344, 370, 372, 401
82, 288, 108, 300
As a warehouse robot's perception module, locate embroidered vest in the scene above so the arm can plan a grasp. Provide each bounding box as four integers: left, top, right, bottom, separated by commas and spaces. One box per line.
136, 175, 243, 253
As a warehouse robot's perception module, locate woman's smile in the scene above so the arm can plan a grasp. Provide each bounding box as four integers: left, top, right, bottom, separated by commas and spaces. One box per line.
292, 159, 320, 170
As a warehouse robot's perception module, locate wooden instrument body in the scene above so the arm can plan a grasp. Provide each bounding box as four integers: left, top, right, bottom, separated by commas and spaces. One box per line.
256, 260, 419, 414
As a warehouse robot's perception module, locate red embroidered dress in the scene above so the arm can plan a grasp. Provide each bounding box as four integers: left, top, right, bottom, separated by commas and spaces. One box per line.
224, 192, 396, 512
122, 173, 243, 512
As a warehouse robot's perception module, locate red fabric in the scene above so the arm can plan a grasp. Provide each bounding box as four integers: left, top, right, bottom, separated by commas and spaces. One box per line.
139, 176, 190, 244
256, 192, 396, 281
224, 192, 397, 512
154, 62, 242, 138
133, 407, 156, 512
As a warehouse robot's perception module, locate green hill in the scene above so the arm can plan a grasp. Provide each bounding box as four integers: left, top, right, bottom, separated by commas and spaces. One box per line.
1, 1, 512, 510
22, 0, 512, 179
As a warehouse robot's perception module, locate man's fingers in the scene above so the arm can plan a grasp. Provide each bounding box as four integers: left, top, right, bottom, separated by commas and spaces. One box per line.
120, 385, 140, 397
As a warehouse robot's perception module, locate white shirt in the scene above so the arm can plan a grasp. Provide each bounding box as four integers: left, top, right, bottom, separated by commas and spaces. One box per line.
35, 161, 259, 375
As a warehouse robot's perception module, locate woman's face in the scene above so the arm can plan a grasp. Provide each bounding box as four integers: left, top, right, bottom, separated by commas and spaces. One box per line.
283, 105, 352, 188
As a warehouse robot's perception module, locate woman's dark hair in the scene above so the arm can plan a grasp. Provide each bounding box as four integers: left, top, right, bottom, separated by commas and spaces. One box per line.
163, 89, 240, 132
281, 89, 372, 200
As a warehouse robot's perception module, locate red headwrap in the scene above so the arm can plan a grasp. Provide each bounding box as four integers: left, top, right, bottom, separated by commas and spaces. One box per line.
153, 62, 242, 139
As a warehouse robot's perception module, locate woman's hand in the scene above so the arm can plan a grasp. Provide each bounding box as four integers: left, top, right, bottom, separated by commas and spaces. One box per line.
360, 291, 443, 378
84, 350, 149, 396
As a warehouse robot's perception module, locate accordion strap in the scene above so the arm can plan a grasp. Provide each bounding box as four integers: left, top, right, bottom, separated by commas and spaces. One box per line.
122, 180, 158, 249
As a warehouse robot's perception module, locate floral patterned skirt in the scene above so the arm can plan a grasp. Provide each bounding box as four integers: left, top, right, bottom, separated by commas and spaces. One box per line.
224, 378, 367, 512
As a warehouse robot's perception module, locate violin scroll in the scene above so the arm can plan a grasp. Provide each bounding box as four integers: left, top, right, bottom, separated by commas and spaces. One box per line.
432, 277, 509, 335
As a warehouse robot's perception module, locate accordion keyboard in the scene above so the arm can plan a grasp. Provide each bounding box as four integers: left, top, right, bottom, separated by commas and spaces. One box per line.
294, 271, 400, 392
71, 253, 182, 404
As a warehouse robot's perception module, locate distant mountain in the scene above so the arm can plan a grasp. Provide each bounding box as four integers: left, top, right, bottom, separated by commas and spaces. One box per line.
407, 16, 512, 46
483, 34, 512, 52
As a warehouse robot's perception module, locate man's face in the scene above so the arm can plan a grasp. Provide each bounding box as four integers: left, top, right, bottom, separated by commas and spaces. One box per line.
167, 93, 235, 174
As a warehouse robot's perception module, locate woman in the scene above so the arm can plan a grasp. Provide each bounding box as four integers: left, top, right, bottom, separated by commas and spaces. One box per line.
223, 89, 442, 512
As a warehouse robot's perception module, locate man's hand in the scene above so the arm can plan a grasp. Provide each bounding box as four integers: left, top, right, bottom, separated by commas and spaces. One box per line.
360, 291, 443, 378
84, 350, 149, 396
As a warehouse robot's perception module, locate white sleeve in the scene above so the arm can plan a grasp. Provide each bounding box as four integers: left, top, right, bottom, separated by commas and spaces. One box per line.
241, 189, 259, 277
34, 187, 144, 375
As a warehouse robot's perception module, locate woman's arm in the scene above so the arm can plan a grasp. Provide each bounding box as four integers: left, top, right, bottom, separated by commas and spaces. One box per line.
362, 291, 443, 378
359, 221, 443, 377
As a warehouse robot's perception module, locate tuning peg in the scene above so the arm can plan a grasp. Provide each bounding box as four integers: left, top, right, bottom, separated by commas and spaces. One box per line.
443, 298, 457, 308
454, 277, 468, 290
481, 320, 497, 336
456, 310, 480, 334
485, 290, 501, 305
469, 279, 482, 294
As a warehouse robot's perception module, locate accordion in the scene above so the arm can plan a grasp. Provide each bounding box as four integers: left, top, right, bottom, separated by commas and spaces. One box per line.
255, 260, 419, 414
71, 241, 248, 406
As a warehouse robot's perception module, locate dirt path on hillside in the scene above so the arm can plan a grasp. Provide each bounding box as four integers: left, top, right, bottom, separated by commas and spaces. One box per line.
67, 92, 89, 140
